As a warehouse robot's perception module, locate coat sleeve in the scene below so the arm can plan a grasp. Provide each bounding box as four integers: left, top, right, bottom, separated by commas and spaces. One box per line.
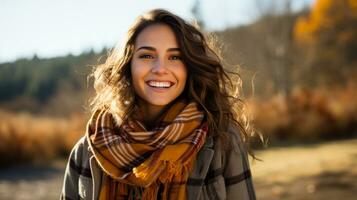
60, 137, 86, 200
223, 126, 256, 200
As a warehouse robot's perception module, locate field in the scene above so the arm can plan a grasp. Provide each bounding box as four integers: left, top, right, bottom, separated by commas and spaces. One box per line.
252, 138, 357, 199
0, 138, 356, 199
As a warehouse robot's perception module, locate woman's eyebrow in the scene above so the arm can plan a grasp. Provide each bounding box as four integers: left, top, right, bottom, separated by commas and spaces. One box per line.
136, 46, 181, 52
136, 46, 155, 52
167, 48, 181, 52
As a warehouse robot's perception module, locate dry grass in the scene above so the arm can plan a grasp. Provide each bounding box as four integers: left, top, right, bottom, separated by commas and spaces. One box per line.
247, 80, 357, 141
251, 138, 357, 199
0, 111, 87, 166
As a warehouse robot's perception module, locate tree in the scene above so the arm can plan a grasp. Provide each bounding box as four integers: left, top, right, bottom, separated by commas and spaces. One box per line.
252, 0, 296, 95
294, 0, 357, 85
191, 0, 205, 30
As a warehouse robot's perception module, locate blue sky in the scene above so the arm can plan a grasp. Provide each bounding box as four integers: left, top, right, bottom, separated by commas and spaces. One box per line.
0, 0, 313, 63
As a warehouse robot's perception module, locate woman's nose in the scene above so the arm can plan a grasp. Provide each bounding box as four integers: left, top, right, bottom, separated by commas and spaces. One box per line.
151, 59, 168, 74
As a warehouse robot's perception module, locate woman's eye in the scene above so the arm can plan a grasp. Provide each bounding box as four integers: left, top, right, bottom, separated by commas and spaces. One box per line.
139, 54, 153, 59
170, 55, 182, 60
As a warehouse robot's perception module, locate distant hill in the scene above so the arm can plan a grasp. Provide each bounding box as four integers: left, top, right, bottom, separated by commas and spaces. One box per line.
0, 50, 106, 115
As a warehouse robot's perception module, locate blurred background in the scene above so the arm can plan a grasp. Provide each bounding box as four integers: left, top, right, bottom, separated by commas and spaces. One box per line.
0, 0, 356, 199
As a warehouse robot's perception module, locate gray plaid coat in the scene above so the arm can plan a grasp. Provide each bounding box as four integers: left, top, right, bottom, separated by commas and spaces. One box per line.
60, 125, 256, 200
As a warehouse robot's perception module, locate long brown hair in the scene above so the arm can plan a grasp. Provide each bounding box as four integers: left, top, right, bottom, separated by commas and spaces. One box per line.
90, 9, 256, 152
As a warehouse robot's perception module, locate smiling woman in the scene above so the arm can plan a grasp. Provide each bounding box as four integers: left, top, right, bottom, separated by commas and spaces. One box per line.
61, 9, 256, 200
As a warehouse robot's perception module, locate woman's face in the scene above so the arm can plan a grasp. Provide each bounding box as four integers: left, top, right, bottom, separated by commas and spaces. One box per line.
131, 24, 187, 109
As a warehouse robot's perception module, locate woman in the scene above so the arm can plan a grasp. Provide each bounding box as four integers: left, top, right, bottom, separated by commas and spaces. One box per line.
61, 9, 256, 200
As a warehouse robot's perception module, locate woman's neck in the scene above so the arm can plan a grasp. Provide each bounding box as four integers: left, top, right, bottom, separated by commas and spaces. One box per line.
136, 97, 183, 129
137, 101, 166, 128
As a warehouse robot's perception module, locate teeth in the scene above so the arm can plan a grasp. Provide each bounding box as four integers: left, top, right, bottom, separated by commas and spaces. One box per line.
148, 81, 172, 88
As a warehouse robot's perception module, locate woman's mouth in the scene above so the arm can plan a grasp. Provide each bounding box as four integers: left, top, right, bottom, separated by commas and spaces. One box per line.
146, 80, 174, 88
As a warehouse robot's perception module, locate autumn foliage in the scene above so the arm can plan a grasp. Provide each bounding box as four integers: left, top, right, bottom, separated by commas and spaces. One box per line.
0, 112, 87, 167
293, 0, 357, 84
249, 80, 357, 141
294, 0, 357, 44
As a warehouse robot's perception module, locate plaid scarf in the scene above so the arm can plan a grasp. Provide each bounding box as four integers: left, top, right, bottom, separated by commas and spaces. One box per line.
86, 101, 208, 200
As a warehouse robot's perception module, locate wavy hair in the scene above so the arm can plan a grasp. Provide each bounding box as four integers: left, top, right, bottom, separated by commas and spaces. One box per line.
90, 9, 257, 153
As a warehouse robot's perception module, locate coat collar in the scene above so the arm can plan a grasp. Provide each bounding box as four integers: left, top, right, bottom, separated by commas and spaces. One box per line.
187, 136, 215, 200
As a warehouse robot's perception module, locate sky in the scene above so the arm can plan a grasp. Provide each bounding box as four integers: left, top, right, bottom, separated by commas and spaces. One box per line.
0, 0, 313, 63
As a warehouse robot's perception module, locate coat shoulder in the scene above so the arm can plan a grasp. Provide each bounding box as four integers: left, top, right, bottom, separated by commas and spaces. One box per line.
221, 123, 248, 155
